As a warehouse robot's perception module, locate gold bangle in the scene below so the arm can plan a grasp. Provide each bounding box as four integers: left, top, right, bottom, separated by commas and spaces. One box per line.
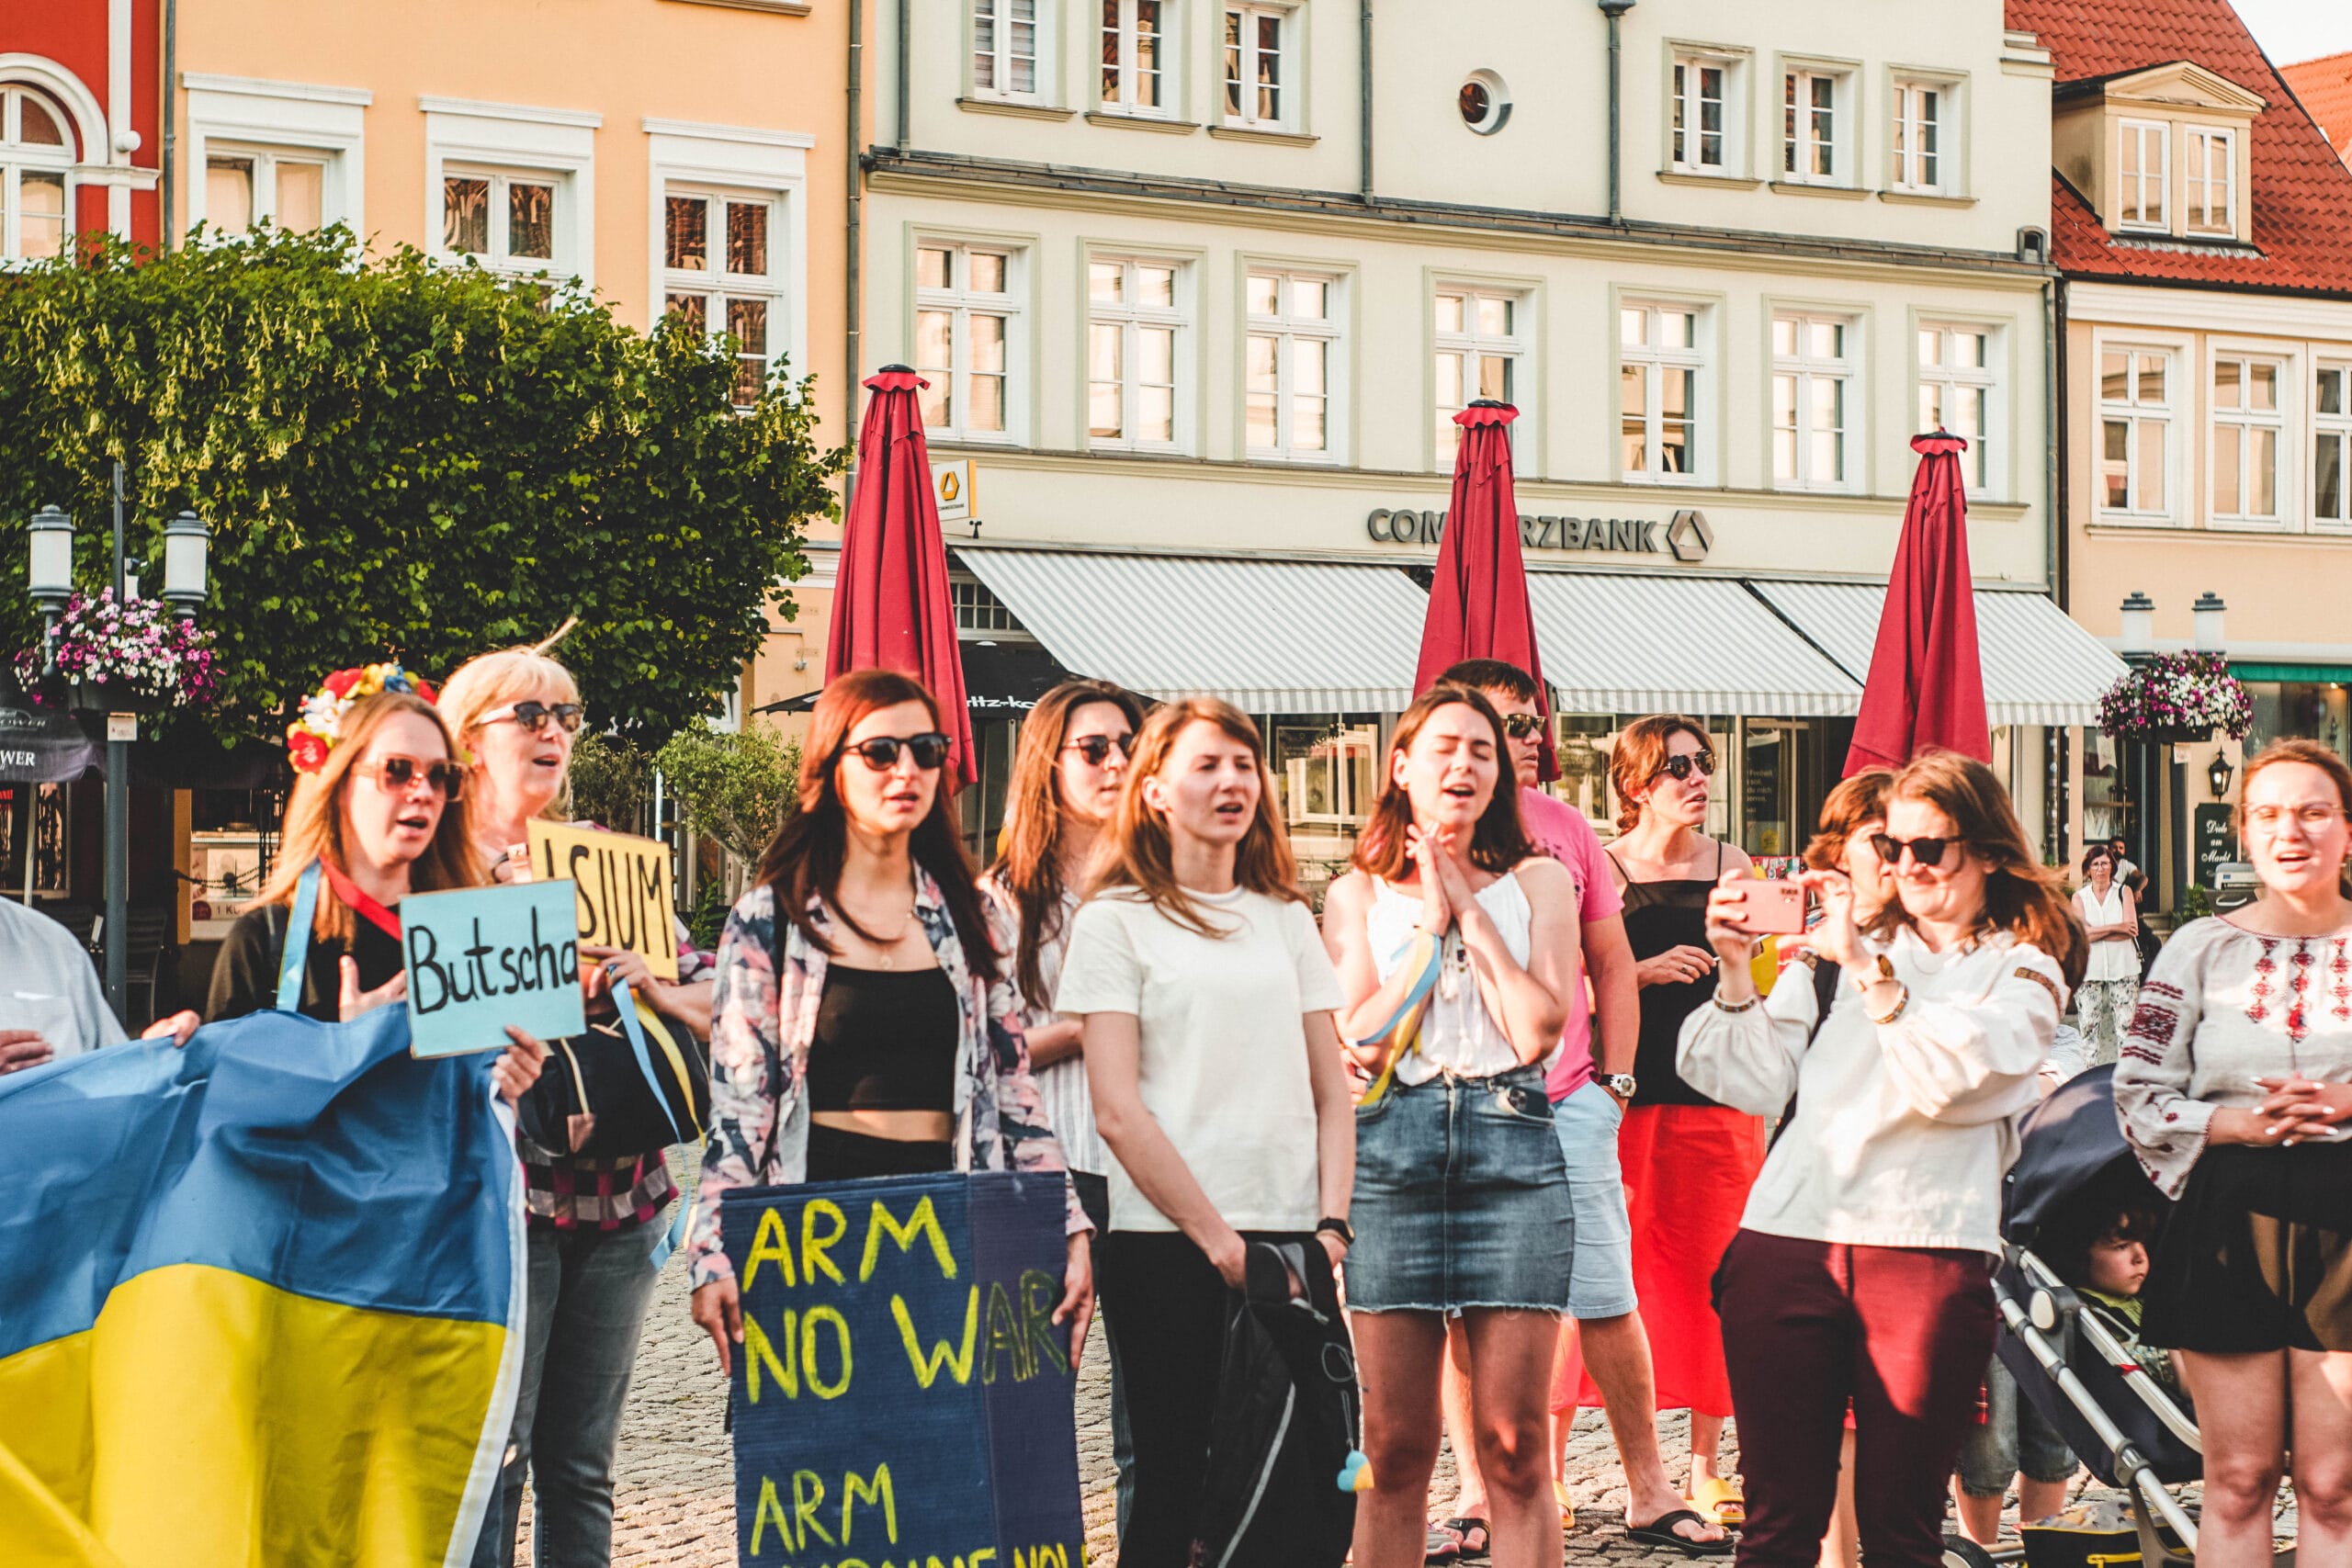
1866, 984, 1910, 1025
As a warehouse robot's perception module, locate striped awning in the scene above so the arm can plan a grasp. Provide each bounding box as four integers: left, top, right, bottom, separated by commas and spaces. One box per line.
1525, 573, 1864, 716
955, 548, 1430, 712
1749, 581, 2130, 728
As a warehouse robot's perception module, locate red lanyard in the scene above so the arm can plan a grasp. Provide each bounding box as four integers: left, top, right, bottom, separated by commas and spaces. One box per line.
322, 862, 403, 942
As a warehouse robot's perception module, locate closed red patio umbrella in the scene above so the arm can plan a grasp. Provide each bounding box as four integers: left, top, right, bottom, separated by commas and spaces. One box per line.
1844, 432, 1990, 776
826, 366, 977, 787
1414, 400, 1555, 781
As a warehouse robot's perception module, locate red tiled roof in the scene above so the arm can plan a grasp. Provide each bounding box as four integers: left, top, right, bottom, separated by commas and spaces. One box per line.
2284, 51, 2352, 159
2007, 0, 2352, 296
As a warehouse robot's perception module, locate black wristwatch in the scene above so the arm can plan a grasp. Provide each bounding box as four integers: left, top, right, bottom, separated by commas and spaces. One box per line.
1317, 1216, 1354, 1249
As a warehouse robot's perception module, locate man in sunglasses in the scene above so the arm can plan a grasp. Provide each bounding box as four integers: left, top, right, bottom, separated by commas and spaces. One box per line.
1431, 661, 1719, 1551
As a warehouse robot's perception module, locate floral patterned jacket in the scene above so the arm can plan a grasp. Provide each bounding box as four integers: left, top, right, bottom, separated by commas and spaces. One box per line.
687, 869, 1088, 1290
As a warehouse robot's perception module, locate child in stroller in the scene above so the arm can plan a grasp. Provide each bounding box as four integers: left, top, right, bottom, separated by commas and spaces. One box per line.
2035, 1199, 2185, 1405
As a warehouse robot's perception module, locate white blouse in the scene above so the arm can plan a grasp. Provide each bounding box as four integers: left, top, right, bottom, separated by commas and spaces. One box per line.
1365, 870, 1534, 1084
2114, 916, 2352, 1197
1677, 926, 2066, 1256
2075, 883, 2138, 985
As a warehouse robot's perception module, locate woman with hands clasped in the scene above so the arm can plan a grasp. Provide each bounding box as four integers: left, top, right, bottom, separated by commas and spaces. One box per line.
1681, 750, 2081, 1568
1321, 686, 1581, 1568
2116, 739, 2352, 1568
1057, 697, 1356, 1568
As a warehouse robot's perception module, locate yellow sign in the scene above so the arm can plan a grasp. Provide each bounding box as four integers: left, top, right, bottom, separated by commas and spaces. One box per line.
524, 822, 681, 981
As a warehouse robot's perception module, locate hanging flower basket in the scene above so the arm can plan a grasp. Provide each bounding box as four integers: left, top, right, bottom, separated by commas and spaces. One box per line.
2098, 651, 2252, 743
12, 589, 220, 714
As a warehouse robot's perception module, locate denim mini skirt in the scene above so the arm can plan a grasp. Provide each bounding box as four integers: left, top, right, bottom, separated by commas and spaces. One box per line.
1346, 1062, 1574, 1314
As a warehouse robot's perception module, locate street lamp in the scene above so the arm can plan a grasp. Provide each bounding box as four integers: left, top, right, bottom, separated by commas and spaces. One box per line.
28, 505, 75, 671
2119, 591, 2155, 662
2193, 592, 2227, 654
2209, 751, 2235, 800
161, 512, 210, 621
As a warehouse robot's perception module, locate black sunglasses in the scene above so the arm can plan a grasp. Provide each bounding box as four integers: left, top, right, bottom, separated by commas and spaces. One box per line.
1650, 750, 1717, 784
1499, 713, 1546, 740
1871, 832, 1954, 868
487, 700, 585, 734
840, 731, 952, 772
1061, 733, 1136, 766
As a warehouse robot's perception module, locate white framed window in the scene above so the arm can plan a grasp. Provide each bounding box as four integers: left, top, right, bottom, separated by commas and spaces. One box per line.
1621, 302, 1703, 483
974, 0, 1043, 100
1102, 0, 1169, 114
1917, 324, 1996, 496
0, 85, 74, 263
424, 99, 596, 285
1245, 268, 1341, 462
2119, 119, 2167, 231
205, 147, 328, 233
1433, 285, 1525, 466
1771, 313, 1857, 491
184, 74, 369, 243
2097, 346, 2172, 519
2211, 354, 2284, 526
1782, 68, 1846, 184
1223, 6, 1289, 129
2186, 127, 2233, 237
1089, 255, 1187, 451
915, 241, 1021, 441
1670, 55, 1730, 174
442, 167, 562, 273
662, 189, 786, 407
2318, 365, 2352, 532
1891, 80, 1948, 194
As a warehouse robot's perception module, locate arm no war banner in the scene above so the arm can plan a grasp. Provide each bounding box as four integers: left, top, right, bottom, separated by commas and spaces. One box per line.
721, 1171, 1085, 1568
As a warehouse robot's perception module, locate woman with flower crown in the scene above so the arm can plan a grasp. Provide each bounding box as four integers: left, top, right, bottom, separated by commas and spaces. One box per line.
201, 663, 548, 1101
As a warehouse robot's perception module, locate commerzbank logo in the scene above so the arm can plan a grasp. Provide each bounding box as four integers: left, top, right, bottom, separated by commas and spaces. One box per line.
1364, 505, 1714, 564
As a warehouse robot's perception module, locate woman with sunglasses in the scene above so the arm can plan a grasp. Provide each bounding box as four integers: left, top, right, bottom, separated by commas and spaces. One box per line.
1582, 714, 1756, 1533
687, 671, 1091, 1379
2117, 739, 2352, 1568
206, 670, 548, 1101
2070, 843, 2139, 1066
981, 679, 1144, 1529
436, 640, 717, 1568
1684, 750, 2081, 1568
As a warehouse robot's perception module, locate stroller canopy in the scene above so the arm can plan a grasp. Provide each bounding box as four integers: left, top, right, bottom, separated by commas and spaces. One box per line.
2002, 1064, 2163, 1247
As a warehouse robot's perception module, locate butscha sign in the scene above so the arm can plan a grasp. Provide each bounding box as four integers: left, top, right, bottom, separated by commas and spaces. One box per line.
526, 821, 681, 981
401, 880, 589, 1058
723, 1170, 1084, 1568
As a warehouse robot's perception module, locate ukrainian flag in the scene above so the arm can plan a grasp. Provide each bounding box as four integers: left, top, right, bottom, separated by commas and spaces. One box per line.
0, 1001, 524, 1567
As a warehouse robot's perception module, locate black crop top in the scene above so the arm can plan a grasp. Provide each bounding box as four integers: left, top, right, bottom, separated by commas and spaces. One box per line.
805, 965, 960, 1113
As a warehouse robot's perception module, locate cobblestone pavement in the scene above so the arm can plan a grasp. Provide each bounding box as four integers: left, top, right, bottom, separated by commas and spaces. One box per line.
522, 1235, 2151, 1567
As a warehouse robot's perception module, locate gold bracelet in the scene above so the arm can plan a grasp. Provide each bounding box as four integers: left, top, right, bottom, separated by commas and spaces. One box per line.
1713, 994, 1758, 1013
1866, 984, 1910, 1025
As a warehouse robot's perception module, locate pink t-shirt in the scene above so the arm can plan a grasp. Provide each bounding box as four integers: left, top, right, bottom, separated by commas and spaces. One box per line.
1519, 786, 1624, 1101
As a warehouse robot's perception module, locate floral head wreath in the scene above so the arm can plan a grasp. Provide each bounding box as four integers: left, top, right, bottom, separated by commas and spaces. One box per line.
286, 662, 439, 774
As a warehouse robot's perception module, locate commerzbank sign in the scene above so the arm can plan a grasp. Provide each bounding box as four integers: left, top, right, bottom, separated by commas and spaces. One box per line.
1365, 506, 1714, 564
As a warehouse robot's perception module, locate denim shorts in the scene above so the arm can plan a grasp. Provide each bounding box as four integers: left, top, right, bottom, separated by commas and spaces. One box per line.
1551, 1079, 1640, 1321
1956, 1354, 2076, 1495
1348, 1063, 1574, 1314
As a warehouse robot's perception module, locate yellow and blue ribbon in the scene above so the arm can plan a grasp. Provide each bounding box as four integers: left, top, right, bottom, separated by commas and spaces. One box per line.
1351, 930, 1443, 1107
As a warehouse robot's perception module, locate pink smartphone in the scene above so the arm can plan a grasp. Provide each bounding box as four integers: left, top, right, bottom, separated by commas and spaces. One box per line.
1743, 879, 1808, 935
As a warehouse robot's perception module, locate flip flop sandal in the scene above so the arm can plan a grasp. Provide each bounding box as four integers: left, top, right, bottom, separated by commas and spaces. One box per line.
1555, 1479, 1577, 1529
1694, 1476, 1748, 1528
1438, 1517, 1491, 1561
1424, 1525, 1462, 1564
1624, 1508, 1737, 1559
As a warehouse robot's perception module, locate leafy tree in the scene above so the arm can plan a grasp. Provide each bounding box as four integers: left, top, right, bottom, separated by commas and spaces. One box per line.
565, 730, 653, 835
0, 228, 844, 743
654, 724, 799, 874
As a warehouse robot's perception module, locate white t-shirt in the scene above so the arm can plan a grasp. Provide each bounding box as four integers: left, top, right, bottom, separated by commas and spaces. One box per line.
1056, 885, 1344, 1234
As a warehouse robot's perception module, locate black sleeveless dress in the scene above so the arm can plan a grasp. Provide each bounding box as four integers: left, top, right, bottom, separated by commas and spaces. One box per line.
1610, 841, 1727, 1110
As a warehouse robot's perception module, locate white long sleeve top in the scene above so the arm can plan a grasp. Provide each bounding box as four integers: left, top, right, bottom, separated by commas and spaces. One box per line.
1677, 925, 2066, 1256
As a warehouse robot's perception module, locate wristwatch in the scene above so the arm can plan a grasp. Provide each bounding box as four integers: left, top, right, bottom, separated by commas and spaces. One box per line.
1604, 1073, 1637, 1100
1317, 1216, 1355, 1249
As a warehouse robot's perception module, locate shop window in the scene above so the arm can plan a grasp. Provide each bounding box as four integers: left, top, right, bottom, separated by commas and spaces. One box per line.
663, 189, 786, 408
0, 781, 70, 897
1918, 323, 1996, 496
1433, 284, 1525, 467
974, 0, 1044, 101
2211, 355, 2282, 526
1089, 254, 1188, 451
2098, 346, 2172, 520
0, 85, 74, 264
2247, 682, 2352, 764
1101, 0, 1168, 115
1245, 268, 1341, 462
1264, 714, 1379, 908
1621, 301, 1704, 483
1771, 312, 1857, 492
2317, 365, 2351, 530
917, 241, 1022, 442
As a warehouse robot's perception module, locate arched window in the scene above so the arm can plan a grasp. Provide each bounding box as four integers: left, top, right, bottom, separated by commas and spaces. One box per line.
2, 85, 75, 262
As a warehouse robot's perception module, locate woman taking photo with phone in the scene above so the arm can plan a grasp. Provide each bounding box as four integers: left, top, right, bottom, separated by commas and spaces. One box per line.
1058, 697, 1356, 1568
2117, 739, 2352, 1568
2072, 843, 2140, 1066
1583, 714, 1756, 1529
1321, 685, 1581, 1568
686, 671, 1091, 1371
1682, 750, 2080, 1568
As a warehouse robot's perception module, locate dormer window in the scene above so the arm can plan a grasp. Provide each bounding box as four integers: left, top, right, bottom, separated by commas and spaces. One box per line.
2185, 127, 2234, 236
2054, 61, 2263, 246
2119, 119, 2167, 231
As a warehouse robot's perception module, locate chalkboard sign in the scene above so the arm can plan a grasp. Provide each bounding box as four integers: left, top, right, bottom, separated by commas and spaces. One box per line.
2195, 804, 2237, 891
722, 1170, 1084, 1568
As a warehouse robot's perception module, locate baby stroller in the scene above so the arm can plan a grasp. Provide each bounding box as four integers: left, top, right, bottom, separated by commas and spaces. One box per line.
1950, 1065, 2225, 1568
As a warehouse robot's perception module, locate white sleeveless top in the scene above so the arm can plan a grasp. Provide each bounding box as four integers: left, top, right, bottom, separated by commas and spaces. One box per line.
1366, 869, 1533, 1084
2076, 883, 2137, 983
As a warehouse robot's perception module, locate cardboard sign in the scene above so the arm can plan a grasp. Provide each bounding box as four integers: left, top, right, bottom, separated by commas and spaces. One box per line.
401, 881, 588, 1058
723, 1171, 1084, 1568
525, 821, 681, 982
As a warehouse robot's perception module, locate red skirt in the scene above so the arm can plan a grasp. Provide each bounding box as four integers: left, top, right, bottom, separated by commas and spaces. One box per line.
1577, 1102, 1764, 1419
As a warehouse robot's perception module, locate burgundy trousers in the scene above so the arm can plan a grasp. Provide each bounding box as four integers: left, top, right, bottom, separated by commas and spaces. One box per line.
1716, 1229, 1996, 1568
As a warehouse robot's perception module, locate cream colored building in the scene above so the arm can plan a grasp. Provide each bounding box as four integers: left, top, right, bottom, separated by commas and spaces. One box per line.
797, 0, 2121, 874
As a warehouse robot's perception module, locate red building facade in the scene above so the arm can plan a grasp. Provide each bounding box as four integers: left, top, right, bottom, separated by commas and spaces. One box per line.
0, 0, 162, 254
